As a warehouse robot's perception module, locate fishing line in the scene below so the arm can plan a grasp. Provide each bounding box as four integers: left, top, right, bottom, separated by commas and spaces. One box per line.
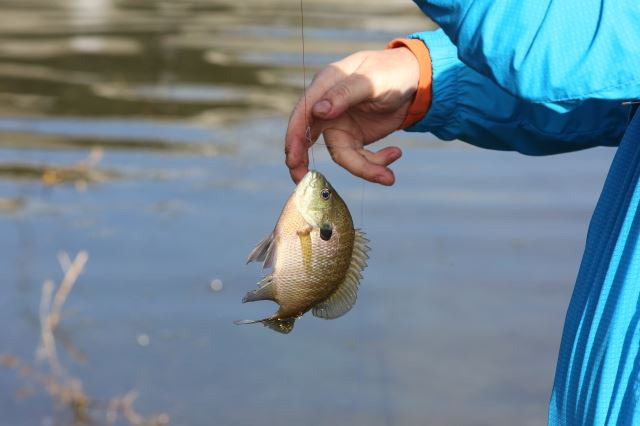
300, 0, 316, 170
299, 0, 366, 229
360, 180, 366, 228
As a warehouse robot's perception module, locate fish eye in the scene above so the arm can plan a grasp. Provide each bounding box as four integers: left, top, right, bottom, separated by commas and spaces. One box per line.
320, 188, 331, 200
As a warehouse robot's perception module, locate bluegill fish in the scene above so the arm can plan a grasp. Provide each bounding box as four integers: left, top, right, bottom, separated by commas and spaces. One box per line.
235, 170, 369, 334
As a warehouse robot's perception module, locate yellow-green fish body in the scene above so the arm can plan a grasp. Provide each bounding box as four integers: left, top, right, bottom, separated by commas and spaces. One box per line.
237, 170, 369, 334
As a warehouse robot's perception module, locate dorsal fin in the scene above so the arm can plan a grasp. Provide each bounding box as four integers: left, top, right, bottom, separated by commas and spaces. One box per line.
312, 230, 369, 319
246, 231, 276, 269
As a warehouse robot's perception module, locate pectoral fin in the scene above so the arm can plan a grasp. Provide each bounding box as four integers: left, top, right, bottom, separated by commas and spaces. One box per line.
297, 224, 313, 273
296, 224, 313, 237
312, 230, 369, 319
247, 231, 276, 269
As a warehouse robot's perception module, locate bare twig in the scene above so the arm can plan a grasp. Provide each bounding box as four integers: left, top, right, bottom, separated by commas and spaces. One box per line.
50, 251, 88, 330
4, 251, 169, 425
58, 251, 72, 273
37, 251, 88, 378
41, 147, 110, 188
37, 279, 62, 377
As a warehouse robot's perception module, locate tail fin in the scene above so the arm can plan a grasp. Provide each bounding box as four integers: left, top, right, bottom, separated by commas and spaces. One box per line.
233, 317, 295, 334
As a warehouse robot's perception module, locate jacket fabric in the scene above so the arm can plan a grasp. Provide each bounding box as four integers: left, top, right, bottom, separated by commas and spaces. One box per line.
408, 1, 640, 424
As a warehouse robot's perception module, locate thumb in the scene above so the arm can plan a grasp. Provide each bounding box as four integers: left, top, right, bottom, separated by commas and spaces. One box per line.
312, 74, 373, 120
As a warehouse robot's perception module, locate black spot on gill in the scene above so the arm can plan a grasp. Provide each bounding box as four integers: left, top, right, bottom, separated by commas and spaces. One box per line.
320, 224, 332, 241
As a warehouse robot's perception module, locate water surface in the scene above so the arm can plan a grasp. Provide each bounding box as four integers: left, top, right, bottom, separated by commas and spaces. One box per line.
0, 1, 615, 425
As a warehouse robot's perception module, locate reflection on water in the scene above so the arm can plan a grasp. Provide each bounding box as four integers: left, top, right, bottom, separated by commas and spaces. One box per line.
0, 1, 615, 426
68, 0, 113, 27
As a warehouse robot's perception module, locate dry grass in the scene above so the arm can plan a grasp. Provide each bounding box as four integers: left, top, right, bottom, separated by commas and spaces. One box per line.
1, 251, 169, 426
0, 196, 25, 213
0, 148, 120, 190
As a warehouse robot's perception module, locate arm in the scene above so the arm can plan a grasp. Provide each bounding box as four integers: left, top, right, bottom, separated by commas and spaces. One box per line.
284, 1, 634, 184
285, 48, 418, 185
284, 37, 629, 184
408, 29, 629, 155
414, 0, 640, 111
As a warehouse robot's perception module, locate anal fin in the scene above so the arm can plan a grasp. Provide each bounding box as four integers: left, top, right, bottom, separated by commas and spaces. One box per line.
242, 275, 275, 303
262, 317, 295, 334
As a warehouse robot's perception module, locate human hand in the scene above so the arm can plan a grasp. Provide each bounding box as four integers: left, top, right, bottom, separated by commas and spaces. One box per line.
285, 47, 420, 186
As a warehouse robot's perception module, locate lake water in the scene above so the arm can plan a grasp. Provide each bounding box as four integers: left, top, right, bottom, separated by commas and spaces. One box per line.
0, 1, 616, 425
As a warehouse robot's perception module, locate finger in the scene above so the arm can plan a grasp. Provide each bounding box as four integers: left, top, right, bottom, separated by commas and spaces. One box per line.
312, 73, 373, 120
292, 60, 362, 133
285, 53, 370, 183
323, 127, 396, 186
285, 68, 349, 183
284, 133, 309, 184
285, 101, 311, 183
360, 146, 402, 167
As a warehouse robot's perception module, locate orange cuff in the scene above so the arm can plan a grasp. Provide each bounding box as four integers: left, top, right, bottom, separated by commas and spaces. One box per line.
386, 38, 432, 129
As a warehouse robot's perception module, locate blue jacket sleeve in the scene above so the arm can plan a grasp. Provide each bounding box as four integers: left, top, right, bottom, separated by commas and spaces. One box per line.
406, 29, 629, 155
413, 0, 640, 112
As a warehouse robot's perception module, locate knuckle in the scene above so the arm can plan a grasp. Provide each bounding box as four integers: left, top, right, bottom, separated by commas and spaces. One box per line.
350, 50, 370, 62
329, 82, 351, 104
326, 143, 340, 161
329, 147, 348, 169
312, 65, 332, 83
285, 154, 298, 169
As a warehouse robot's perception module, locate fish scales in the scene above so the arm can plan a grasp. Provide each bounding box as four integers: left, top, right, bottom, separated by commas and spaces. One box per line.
236, 170, 369, 334
273, 195, 354, 317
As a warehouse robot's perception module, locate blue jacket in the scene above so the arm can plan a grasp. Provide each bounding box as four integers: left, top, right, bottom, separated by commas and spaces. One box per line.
409, 1, 640, 424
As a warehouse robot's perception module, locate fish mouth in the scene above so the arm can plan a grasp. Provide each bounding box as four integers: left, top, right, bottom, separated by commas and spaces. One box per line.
300, 169, 321, 186
296, 170, 324, 198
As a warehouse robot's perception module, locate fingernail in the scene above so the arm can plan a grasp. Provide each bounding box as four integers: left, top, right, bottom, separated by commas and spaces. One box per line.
313, 100, 331, 115
376, 174, 393, 186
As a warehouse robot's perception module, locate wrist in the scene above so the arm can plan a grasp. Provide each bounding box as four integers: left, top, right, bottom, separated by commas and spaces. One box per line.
386, 38, 432, 129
